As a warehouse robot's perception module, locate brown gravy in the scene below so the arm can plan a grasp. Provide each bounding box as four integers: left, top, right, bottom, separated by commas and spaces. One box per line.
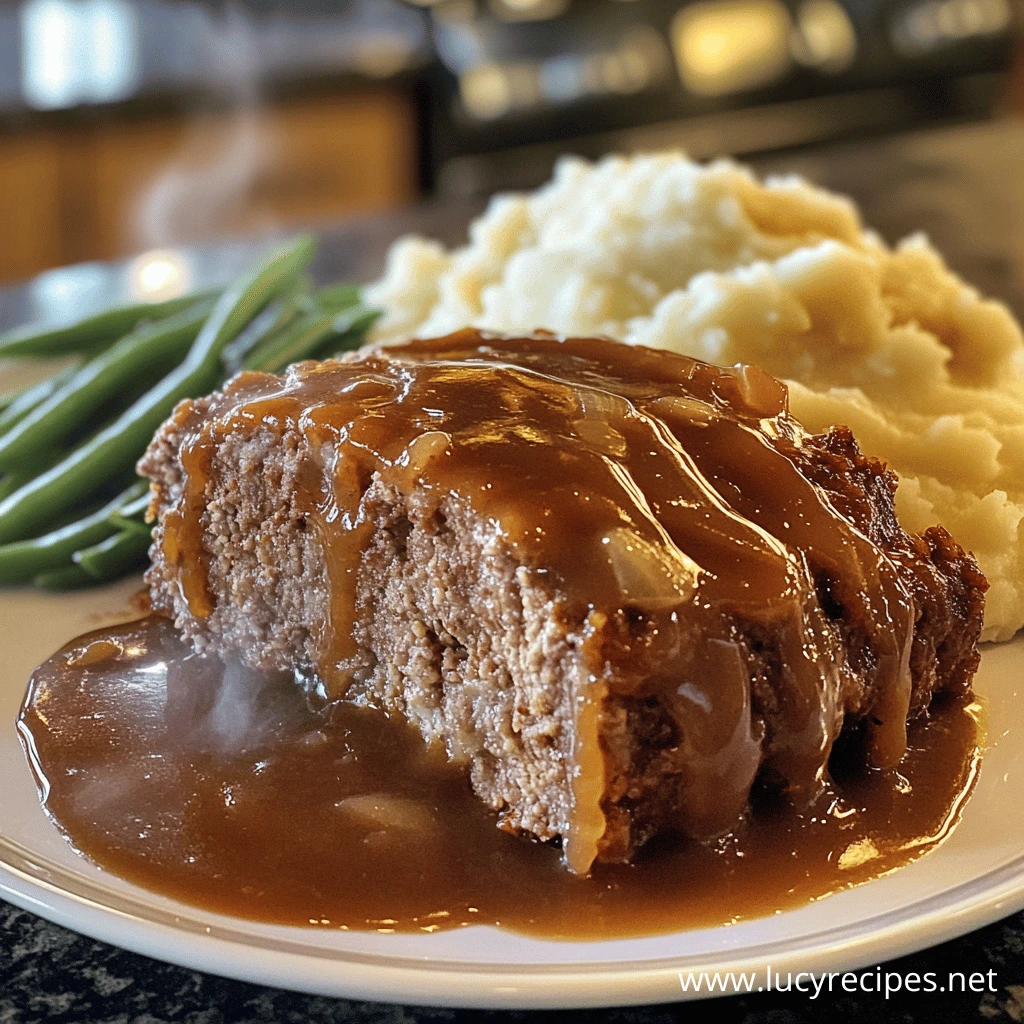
152, 331, 939, 873
18, 613, 980, 940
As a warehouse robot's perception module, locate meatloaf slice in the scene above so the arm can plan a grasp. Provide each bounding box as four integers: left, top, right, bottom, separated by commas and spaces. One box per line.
138, 330, 986, 873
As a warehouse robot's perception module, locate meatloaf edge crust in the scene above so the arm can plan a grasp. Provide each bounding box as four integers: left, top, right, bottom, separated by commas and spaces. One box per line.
139, 337, 987, 867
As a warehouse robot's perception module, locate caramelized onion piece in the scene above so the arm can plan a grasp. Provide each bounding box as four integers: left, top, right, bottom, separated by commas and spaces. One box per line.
603, 527, 700, 609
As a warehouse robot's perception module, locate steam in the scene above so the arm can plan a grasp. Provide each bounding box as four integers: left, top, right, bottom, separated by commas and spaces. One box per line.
164, 648, 319, 757
200, 658, 270, 752
133, 3, 267, 250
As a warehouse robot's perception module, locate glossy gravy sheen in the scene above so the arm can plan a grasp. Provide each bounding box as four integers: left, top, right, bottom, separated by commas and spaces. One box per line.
19, 614, 979, 939
154, 332, 926, 872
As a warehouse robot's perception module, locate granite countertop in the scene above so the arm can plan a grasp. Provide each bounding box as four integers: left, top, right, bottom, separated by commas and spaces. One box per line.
2, 118, 1024, 1023
5, 896, 1024, 1023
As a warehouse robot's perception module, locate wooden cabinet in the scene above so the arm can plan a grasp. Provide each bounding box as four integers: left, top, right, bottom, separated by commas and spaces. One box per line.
0, 132, 66, 283
0, 89, 418, 284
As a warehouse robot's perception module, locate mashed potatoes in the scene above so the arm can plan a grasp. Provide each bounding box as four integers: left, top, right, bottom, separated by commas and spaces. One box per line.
365, 153, 1024, 641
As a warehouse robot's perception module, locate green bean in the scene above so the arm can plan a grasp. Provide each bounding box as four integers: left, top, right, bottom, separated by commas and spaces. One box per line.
195, 235, 316, 356
316, 335, 364, 361
112, 493, 150, 522
0, 289, 219, 359
0, 364, 80, 437
107, 513, 152, 539
0, 445, 77, 503
74, 528, 151, 579
242, 309, 340, 373
97, 491, 152, 541
33, 564, 96, 590
0, 298, 217, 475
333, 305, 381, 336
0, 476, 25, 502
316, 283, 362, 311
244, 301, 379, 373
314, 307, 382, 360
0, 481, 146, 583
0, 235, 317, 544
284, 274, 315, 317
220, 274, 309, 374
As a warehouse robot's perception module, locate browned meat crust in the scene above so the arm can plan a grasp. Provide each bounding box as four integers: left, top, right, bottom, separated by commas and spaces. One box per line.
593, 425, 986, 859
139, 347, 986, 866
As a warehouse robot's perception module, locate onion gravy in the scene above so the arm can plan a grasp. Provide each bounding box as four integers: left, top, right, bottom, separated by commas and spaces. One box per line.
18, 613, 980, 939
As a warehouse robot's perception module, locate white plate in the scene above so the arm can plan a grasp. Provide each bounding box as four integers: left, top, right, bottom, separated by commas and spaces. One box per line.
2, 584, 1023, 1010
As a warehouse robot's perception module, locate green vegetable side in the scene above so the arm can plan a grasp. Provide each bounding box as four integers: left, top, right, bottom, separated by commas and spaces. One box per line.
0, 235, 381, 590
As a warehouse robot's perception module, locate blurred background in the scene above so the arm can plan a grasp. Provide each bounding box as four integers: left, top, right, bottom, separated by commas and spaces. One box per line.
0, 0, 1021, 288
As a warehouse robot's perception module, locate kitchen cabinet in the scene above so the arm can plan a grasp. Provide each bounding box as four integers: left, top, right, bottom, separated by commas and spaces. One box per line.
0, 89, 418, 284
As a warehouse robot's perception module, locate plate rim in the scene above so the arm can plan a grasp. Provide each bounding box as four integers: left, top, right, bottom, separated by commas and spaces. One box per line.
2, 589, 1021, 1009
3, 835, 1024, 1008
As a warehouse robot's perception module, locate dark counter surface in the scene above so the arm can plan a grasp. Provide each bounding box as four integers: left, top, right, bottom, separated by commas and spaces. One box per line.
2, 117, 1024, 1023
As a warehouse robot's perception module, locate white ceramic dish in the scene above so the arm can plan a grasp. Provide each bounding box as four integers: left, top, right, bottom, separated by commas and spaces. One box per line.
1, 583, 1023, 1009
